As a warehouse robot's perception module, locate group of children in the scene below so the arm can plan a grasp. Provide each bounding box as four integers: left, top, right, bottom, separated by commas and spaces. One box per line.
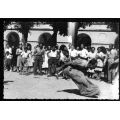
4, 42, 119, 83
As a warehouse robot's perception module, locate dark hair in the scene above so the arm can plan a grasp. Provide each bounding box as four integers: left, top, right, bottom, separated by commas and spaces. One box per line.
100, 46, 107, 54
6, 51, 10, 55
91, 47, 95, 50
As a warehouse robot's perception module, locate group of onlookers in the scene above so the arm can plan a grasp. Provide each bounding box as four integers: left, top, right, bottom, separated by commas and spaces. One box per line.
4, 42, 119, 84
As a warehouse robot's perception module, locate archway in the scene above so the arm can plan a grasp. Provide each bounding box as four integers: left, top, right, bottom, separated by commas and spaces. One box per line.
7, 32, 20, 48
38, 32, 52, 46
75, 33, 91, 48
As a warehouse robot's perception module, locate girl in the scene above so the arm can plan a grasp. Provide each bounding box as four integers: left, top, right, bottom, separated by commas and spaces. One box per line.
42, 46, 49, 74
27, 44, 33, 72
16, 44, 23, 72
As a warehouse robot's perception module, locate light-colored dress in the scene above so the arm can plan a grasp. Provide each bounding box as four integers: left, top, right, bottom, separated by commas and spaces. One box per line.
16, 48, 22, 67
27, 50, 33, 67
42, 51, 48, 68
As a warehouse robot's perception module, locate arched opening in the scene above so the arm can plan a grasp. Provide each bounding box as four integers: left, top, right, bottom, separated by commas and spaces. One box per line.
75, 33, 91, 48
38, 32, 52, 46
7, 32, 20, 48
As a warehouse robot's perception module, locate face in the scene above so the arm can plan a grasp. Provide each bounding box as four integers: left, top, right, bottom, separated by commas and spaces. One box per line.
39, 44, 43, 49
64, 46, 68, 51
71, 45, 74, 50
24, 48, 27, 52
52, 46, 55, 51
109, 44, 113, 49
68, 43, 72, 49
76, 47, 79, 50
81, 44, 84, 49
97, 47, 101, 53
6, 44, 9, 48
91, 47, 95, 53
19, 44, 22, 49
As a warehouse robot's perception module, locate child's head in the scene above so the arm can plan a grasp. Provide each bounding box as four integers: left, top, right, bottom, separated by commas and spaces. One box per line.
6, 51, 9, 56
24, 47, 27, 52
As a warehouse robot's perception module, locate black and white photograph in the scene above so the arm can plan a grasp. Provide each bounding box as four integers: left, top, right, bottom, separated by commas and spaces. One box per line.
2, 19, 119, 100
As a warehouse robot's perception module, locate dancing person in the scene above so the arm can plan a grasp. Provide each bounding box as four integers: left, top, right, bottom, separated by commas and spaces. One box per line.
62, 65, 100, 98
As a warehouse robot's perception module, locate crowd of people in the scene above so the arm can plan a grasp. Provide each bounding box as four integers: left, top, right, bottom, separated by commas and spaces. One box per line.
4, 42, 119, 84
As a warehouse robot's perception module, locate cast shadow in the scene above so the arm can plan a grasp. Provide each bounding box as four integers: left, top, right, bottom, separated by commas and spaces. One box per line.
58, 89, 80, 96
57, 89, 98, 98
4, 81, 14, 85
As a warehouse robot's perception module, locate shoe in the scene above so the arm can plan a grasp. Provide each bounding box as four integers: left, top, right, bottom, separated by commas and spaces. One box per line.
47, 74, 52, 77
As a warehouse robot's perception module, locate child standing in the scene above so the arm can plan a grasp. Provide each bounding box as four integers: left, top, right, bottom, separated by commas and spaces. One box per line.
5, 51, 12, 71
42, 46, 49, 74
16, 44, 23, 72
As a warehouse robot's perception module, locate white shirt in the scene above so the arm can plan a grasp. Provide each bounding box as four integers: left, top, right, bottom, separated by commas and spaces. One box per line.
6, 54, 12, 59
78, 49, 89, 58
5, 48, 12, 54
88, 52, 96, 59
69, 49, 78, 57
109, 49, 117, 59
49, 50, 57, 57
60, 51, 66, 61
21, 51, 29, 58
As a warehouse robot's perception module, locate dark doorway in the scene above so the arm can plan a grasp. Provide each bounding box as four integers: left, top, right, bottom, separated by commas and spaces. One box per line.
75, 33, 91, 48
7, 32, 20, 48
38, 32, 52, 46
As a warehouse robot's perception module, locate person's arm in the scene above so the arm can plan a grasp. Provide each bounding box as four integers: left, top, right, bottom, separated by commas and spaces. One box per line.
47, 51, 51, 58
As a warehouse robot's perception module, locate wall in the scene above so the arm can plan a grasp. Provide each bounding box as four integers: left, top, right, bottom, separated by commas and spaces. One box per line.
4, 24, 118, 50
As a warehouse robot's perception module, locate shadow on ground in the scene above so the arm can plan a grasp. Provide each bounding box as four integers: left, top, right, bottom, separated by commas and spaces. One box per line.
58, 89, 80, 96
57, 89, 98, 98
4, 81, 14, 85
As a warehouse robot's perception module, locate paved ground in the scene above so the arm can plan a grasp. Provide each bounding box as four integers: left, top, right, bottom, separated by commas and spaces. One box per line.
4, 71, 115, 99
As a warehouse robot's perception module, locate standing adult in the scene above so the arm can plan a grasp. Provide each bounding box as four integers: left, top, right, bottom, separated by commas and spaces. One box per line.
11, 46, 17, 71
27, 44, 33, 72
16, 44, 23, 72
47, 46, 58, 76
69, 45, 78, 61
33, 44, 45, 75
5, 44, 12, 71
78, 44, 89, 60
107, 44, 118, 83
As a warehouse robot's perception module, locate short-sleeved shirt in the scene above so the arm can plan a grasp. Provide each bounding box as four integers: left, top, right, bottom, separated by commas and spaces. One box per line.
88, 52, 96, 59
69, 49, 78, 58
34, 47, 44, 56
21, 51, 29, 58
78, 49, 89, 58
49, 50, 57, 57
5, 48, 12, 54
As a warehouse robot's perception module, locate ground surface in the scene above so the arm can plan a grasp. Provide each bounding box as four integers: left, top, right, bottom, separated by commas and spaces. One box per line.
4, 71, 114, 100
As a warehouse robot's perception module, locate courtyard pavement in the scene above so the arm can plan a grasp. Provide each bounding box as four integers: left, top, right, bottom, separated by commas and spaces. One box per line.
4, 71, 114, 100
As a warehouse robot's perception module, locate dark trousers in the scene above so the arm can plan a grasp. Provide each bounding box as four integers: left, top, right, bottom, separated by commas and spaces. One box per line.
33, 56, 43, 74
11, 56, 17, 70
6, 58, 11, 71
48, 57, 57, 75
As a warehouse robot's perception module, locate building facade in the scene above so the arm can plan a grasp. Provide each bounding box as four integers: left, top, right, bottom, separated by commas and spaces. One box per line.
4, 23, 118, 50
